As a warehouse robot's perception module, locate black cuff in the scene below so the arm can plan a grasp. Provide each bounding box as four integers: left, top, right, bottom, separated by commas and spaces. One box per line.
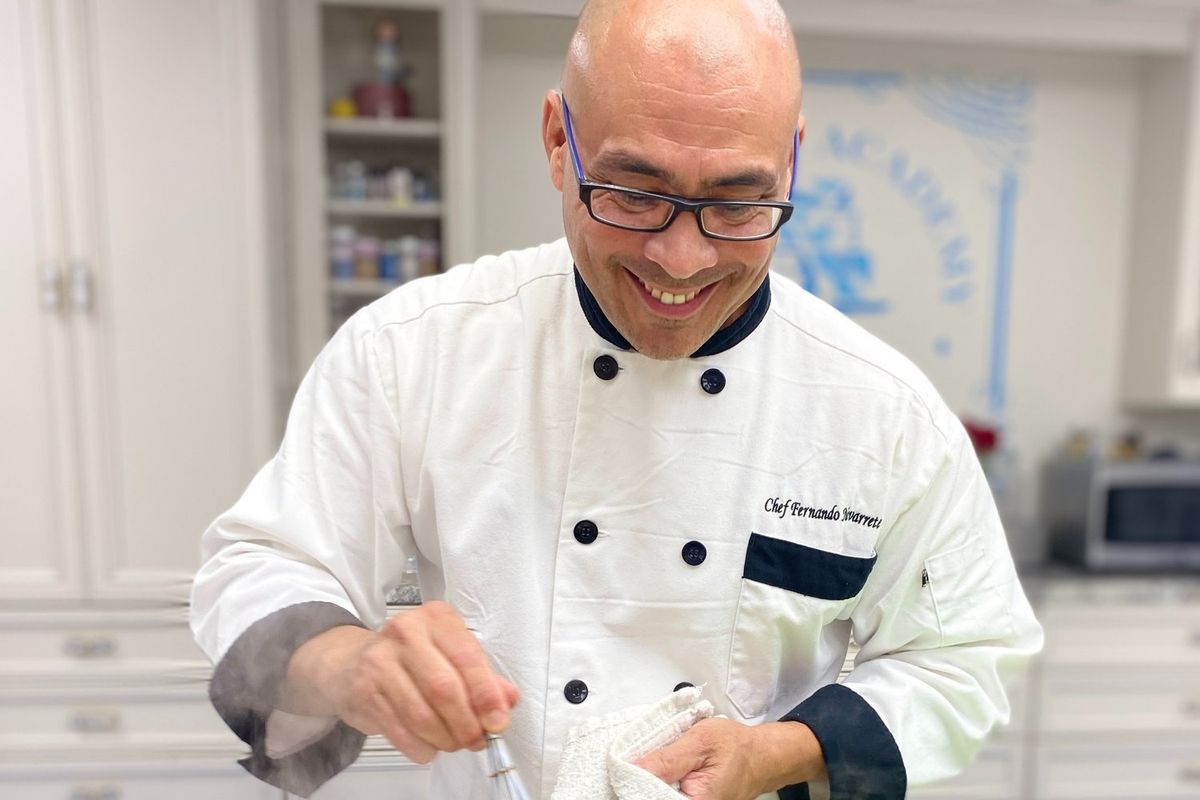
210, 601, 369, 797
780, 684, 907, 800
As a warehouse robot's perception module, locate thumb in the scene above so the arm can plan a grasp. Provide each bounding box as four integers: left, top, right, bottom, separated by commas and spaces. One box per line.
633, 733, 705, 786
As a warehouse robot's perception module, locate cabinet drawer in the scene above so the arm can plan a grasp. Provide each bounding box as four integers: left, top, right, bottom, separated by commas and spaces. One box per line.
0, 619, 203, 664
0, 692, 239, 754
0, 762, 278, 800
1036, 743, 1200, 799
1038, 667, 1200, 735
1040, 610, 1200, 667
906, 744, 1024, 799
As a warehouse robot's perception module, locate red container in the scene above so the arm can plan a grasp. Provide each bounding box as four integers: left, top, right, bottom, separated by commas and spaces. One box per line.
353, 81, 410, 118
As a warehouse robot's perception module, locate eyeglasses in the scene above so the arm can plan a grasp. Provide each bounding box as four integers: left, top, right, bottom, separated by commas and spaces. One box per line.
559, 95, 796, 242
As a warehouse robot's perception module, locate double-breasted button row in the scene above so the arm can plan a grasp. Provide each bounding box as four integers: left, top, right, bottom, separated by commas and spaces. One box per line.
574, 520, 706, 567
592, 355, 725, 395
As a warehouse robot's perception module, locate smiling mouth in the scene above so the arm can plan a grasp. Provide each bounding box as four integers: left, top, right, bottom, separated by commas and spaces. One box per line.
625, 269, 714, 313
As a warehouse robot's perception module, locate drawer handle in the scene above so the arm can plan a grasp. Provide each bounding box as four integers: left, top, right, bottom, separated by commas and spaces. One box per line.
1185, 699, 1200, 717
63, 635, 118, 659
69, 785, 122, 800
1181, 764, 1200, 783
69, 709, 122, 734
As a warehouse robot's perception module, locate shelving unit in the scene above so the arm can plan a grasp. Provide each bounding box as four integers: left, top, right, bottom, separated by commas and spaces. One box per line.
286, 0, 476, 373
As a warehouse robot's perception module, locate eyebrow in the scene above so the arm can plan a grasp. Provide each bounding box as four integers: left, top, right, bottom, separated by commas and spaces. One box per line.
591, 149, 779, 193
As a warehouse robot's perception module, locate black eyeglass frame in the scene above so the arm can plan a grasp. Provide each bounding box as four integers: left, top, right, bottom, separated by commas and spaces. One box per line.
560, 94, 797, 242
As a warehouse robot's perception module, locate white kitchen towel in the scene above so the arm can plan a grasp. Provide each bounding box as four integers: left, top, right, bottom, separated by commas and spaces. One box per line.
550, 685, 715, 800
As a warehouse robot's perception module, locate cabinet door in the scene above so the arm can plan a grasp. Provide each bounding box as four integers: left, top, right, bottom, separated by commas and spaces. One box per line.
0, 0, 85, 599
51, 0, 275, 601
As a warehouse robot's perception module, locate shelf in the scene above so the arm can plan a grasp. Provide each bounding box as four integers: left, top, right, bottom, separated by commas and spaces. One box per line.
329, 278, 405, 297
327, 199, 442, 218
324, 116, 441, 140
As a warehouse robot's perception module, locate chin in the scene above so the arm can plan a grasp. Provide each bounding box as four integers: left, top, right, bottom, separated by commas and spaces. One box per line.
626, 331, 707, 361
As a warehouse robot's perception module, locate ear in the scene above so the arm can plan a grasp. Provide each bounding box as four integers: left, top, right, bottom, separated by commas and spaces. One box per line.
797, 113, 806, 149
542, 90, 567, 193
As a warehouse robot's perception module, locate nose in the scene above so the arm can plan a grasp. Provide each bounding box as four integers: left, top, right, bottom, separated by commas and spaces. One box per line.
642, 211, 719, 281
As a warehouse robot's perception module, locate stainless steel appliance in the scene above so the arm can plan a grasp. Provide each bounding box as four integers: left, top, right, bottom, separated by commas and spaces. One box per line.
1044, 458, 1200, 570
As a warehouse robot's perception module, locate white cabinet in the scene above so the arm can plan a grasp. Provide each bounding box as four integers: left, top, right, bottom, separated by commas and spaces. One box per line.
1032, 579, 1200, 799
0, 0, 275, 602
1122, 26, 1200, 408
0, 608, 272, 799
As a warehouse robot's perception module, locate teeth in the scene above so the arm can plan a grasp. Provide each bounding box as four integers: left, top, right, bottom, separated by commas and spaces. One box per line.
640, 279, 699, 305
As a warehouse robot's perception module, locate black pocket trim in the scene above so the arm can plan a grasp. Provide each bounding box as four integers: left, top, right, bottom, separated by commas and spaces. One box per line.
743, 532, 876, 600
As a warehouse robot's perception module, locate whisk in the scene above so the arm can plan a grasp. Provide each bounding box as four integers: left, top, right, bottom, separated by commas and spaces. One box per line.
485, 731, 532, 800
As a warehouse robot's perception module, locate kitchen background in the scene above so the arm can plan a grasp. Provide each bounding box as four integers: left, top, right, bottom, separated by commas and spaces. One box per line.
2, 0, 1199, 798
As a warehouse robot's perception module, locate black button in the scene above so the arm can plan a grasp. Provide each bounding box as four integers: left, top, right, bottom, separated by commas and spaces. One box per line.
673, 682, 694, 692
564, 679, 589, 704
573, 520, 599, 545
681, 540, 707, 566
700, 368, 725, 395
593, 355, 619, 381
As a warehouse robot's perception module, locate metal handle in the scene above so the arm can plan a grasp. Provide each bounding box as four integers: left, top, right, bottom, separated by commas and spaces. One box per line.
1189, 630, 1200, 648
1183, 699, 1200, 717
40, 261, 64, 311
69, 785, 122, 800
1181, 764, 1200, 783
63, 635, 118, 659
68, 708, 121, 734
69, 260, 92, 313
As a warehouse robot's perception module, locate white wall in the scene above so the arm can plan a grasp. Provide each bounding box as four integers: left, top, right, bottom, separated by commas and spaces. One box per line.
475, 12, 1180, 565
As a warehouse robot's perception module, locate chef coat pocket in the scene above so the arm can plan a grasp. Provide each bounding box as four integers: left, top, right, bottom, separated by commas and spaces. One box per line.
725, 533, 876, 720
924, 533, 1014, 647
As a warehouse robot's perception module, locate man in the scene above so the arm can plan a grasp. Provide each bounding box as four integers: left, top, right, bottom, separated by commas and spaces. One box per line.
190, 1, 1042, 798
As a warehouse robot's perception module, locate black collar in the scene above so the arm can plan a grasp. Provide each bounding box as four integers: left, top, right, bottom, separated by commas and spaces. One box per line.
573, 268, 771, 358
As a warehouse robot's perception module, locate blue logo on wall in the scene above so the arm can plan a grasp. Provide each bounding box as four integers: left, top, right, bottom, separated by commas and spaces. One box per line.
784, 178, 888, 315
776, 69, 1033, 419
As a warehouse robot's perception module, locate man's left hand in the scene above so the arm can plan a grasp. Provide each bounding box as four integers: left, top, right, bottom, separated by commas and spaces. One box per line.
634, 717, 827, 800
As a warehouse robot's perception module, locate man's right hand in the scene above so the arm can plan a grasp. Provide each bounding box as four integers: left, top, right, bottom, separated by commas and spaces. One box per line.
283, 601, 519, 764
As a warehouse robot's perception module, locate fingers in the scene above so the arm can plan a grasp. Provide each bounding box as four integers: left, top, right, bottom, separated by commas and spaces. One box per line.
500, 676, 521, 710
385, 610, 484, 749
634, 729, 706, 786
374, 647, 467, 752
370, 692, 438, 764
430, 619, 512, 732
376, 601, 516, 754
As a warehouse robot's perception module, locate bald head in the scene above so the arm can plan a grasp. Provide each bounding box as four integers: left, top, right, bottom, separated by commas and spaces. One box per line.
543, 0, 805, 360
563, 0, 801, 125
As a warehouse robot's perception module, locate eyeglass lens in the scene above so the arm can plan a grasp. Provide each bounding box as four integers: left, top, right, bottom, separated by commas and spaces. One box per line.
589, 187, 783, 239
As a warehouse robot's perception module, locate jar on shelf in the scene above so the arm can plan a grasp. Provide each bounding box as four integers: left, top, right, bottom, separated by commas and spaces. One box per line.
353, 236, 380, 280
380, 239, 401, 281
329, 225, 356, 279
399, 235, 421, 283
387, 166, 414, 206
417, 237, 440, 276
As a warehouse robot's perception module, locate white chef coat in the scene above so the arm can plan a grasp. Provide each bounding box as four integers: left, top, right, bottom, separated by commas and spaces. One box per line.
190, 237, 1042, 800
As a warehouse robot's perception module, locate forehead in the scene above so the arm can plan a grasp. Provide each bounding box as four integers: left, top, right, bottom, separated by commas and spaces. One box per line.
577, 89, 792, 192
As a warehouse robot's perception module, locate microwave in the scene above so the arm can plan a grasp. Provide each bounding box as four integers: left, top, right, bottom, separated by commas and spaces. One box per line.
1045, 458, 1200, 571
